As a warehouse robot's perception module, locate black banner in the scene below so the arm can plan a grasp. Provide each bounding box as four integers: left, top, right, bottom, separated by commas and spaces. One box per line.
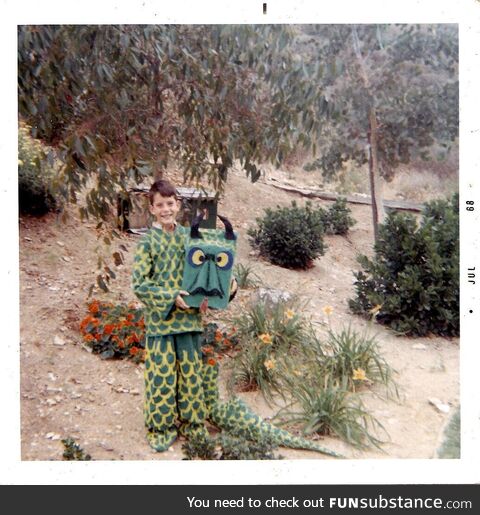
1, 485, 478, 514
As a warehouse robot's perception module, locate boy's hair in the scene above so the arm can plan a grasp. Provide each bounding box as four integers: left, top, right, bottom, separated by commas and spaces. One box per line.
148, 179, 177, 204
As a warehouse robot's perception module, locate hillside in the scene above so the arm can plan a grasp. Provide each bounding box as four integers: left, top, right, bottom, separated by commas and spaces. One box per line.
19, 165, 459, 460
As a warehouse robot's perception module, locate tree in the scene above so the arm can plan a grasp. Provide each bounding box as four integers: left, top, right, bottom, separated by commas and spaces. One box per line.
18, 25, 325, 221
300, 24, 458, 242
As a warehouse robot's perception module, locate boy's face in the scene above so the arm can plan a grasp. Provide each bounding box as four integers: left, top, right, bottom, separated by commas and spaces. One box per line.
149, 193, 180, 228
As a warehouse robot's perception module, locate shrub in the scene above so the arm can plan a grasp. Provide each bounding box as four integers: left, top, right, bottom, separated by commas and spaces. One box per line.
436, 407, 460, 459
182, 433, 282, 460
62, 438, 92, 461
228, 301, 309, 401
18, 123, 58, 215
321, 198, 356, 235
200, 322, 239, 365
79, 300, 146, 362
248, 201, 326, 269
349, 194, 459, 336
79, 305, 237, 364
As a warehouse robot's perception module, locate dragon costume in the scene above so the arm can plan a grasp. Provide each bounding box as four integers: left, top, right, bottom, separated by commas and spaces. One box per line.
133, 215, 340, 457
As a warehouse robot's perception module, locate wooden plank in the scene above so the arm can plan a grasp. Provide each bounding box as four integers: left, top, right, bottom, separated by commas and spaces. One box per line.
267, 180, 424, 213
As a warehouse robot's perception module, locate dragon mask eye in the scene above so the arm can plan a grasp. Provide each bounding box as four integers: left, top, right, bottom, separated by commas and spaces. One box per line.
188, 248, 206, 267
215, 251, 233, 270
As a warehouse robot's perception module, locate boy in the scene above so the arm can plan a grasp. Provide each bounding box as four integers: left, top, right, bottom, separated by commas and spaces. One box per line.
132, 179, 235, 452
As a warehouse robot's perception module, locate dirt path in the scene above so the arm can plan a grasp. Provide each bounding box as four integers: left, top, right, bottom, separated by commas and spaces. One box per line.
19, 168, 459, 460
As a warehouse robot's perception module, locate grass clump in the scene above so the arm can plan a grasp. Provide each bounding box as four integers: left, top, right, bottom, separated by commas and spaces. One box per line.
233, 263, 261, 289
276, 378, 387, 450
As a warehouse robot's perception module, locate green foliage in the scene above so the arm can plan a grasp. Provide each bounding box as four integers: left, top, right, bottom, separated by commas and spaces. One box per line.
62, 438, 92, 461
182, 432, 282, 460
277, 379, 386, 450
18, 25, 325, 221
181, 433, 218, 460
228, 301, 307, 401
233, 263, 260, 289
436, 407, 460, 459
248, 201, 326, 269
200, 322, 239, 364
80, 300, 146, 362
298, 327, 398, 398
320, 198, 356, 235
300, 25, 458, 180
18, 123, 58, 215
349, 194, 459, 336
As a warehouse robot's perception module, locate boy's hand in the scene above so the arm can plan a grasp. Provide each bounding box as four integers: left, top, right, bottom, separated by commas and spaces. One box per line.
175, 290, 190, 310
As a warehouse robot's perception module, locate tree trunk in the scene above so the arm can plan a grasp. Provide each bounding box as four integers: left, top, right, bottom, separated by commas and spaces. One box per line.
367, 107, 385, 243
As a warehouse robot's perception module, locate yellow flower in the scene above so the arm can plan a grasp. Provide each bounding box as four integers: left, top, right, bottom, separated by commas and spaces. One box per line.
285, 309, 295, 320
322, 305, 334, 316
264, 358, 276, 371
18, 159, 24, 166
352, 368, 367, 381
369, 304, 382, 316
258, 333, 273, 345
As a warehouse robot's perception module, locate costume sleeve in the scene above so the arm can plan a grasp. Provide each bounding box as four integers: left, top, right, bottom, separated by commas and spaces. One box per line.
132, 234, 179, 319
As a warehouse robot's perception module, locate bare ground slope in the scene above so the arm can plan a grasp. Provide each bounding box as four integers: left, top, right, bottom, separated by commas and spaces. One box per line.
19, 168, 459, 460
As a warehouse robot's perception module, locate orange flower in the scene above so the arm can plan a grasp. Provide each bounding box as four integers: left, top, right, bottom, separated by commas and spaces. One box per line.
129, 346, 139, 356
88, 301, 100, 314
103, 324, 114, 335
83, 334, 94, 342
207, 357, 217, 366
202, 345, 214, 355
258, 333, 273, 345
95, 333, 102, 341
126, 313, 134, 321
118, 340, 125, 349
223, 338, 231, 347
214, 330, 223, 342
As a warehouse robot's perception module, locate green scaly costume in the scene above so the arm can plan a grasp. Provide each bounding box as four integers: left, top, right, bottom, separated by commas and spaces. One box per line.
133, 219, 341, 457
133, 225, 208, 451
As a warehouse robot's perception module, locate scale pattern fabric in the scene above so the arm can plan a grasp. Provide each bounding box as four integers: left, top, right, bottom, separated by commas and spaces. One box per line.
144, 333, 208, 451
202, 362, 343, 458
132, 226, 203, 336
182, 227, 237, 310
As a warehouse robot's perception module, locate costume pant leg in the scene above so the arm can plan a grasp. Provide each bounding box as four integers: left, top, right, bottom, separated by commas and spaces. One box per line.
144, 335, 178, 451
174, 332, 208, 438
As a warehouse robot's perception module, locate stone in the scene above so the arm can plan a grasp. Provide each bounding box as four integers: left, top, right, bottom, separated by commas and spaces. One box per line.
412, 344, 427, 350
250, 287, 293, 311
429, 398, 450, 414
53, 335, 65, 346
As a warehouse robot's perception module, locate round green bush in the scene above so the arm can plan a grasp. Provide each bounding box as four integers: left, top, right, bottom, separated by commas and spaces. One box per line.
349, 194, 459, 336
248, 201, 326, 269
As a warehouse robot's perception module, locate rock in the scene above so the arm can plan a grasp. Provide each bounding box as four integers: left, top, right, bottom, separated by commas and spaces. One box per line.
49, 286, 60, 292
429, 398, 450, 414
45, 432, 61, 440
53, 335, 65, 346
48, 372, 57, 381
250, 288, 293, 311
56, 241, 65, 247
62, 256, 71, 262
412, 344, 427, 350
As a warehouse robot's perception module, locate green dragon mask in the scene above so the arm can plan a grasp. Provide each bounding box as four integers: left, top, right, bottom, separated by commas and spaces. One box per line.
181, 214, 237, 310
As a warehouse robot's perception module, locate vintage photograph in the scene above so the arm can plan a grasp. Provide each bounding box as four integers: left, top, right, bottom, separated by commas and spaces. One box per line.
17, 22, 460, 463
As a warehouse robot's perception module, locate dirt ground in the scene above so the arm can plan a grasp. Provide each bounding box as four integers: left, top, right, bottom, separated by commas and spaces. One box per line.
19, 165, 459, 461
